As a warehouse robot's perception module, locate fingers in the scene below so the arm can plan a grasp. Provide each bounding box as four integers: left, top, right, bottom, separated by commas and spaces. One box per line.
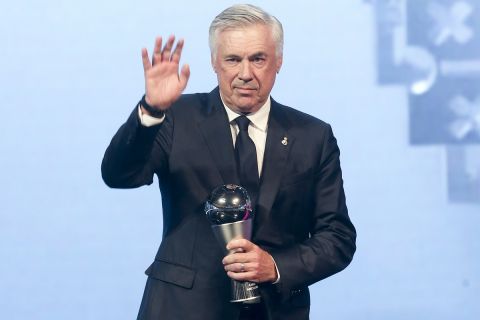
222, 242, 277, 283
222, 252, 250, 266
142, 36, 189, 106
171, 38, 184, 63
161, 35, 175, 62
226, 238, 254, 252
141, 48, 152, 71
224, 261, 259, 282
152, 36, 163, 65
179, 64, 190, 90
153, 36, 163, 54
227, 270, 258, 282
224, 259, 260, 282
149, 35, 186, 65
225, 262, 249, 273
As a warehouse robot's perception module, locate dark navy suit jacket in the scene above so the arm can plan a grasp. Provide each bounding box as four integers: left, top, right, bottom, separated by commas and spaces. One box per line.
102, 87, 356, 320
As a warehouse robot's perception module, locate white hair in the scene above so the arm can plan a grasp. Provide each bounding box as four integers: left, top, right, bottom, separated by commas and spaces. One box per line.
209, 4, 284, 59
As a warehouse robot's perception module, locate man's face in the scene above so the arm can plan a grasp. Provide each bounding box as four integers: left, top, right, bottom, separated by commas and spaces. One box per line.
211, 24, 283, 114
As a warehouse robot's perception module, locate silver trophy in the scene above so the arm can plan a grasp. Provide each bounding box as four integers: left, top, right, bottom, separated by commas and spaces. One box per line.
205, 184, 261, 304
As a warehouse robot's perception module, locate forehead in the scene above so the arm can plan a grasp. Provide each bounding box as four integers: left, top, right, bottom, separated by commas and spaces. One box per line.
216, 24, 275, 54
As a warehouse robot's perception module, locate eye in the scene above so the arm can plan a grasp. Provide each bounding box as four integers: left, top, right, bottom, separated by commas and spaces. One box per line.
252, 56, 266, 66
224, 57, 240, 65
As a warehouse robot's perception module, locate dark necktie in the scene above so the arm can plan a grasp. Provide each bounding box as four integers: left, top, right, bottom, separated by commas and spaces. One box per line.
234, 116, 260, 198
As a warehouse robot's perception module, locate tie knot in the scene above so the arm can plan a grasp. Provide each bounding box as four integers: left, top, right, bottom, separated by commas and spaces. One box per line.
235, 115, 251, 132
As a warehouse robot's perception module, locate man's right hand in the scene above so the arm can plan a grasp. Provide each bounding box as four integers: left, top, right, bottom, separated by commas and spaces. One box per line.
141, 35, 190, 113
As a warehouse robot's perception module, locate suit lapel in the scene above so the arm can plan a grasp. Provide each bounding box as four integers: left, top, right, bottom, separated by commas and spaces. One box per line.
197, 91, 292, 225
197, 88, 240, 185
255, 100, 294, 233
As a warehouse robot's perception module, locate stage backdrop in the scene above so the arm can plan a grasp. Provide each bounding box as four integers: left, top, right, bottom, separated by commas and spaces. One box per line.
1, 0, 479, 319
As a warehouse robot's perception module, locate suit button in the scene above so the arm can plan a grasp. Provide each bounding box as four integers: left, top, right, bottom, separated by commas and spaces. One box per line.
290, 289, 302, 297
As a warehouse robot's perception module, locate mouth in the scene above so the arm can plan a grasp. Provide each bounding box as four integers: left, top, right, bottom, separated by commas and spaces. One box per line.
234, 87, 257, 94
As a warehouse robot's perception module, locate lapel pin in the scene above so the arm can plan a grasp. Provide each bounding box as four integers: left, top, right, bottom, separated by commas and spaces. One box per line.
281, 137, 288, 146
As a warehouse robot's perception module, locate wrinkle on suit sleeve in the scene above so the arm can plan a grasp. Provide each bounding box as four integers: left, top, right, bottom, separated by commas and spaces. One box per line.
101, 104, 174, 189
269, 124, 356, 302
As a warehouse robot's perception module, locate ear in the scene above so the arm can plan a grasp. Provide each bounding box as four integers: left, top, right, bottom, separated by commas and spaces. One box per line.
211, 54, 218, 73
276, 55, 283, 73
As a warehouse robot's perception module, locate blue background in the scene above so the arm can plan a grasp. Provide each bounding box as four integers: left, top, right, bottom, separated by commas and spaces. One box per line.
1, 0, 479, 319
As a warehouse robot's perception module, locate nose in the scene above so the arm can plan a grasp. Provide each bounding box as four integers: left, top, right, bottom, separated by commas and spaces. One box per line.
238, 61, 253, 82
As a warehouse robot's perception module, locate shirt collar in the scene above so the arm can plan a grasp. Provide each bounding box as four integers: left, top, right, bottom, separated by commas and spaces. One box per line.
221, 95, 270, 133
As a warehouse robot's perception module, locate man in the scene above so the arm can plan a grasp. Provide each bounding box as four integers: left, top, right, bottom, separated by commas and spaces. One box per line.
102, 4, 356, 320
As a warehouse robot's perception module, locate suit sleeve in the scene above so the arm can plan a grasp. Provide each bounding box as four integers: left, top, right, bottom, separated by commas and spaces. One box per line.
101, 103, 173, 189
269, 124, 356, 301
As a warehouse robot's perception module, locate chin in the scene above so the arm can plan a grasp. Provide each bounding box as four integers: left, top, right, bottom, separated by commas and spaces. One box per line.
235, 104, 256, 113
234, 100, 260, 112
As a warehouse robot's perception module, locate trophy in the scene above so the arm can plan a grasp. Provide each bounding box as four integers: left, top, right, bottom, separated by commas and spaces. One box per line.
205, 184, 261, 304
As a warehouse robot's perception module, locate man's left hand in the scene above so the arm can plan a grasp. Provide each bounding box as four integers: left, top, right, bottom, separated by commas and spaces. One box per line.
222, 239, 277, 283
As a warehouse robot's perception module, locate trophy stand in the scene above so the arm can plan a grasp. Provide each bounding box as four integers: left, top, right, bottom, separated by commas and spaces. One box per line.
205, 184, 261, 304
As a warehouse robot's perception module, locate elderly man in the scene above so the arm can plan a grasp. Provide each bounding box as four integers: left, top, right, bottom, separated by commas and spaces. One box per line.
102, 4, 356, 320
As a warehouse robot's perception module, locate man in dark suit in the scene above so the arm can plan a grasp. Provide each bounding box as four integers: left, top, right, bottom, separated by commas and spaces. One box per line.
102, 4, 356, 320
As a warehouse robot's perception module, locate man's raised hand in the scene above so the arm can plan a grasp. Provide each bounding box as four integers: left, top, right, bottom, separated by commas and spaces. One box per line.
141, 35, 190, 111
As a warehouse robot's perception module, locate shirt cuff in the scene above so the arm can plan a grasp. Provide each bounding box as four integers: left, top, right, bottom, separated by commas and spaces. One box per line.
271, 255, 281, 284
138, 105, 165, 127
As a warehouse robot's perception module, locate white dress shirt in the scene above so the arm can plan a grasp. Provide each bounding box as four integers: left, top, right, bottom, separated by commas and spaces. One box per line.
222, 96, 270, 178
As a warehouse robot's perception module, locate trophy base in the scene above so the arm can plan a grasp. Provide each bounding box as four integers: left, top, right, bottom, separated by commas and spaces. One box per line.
230, 296, 261, 304
230, 280, 261, 304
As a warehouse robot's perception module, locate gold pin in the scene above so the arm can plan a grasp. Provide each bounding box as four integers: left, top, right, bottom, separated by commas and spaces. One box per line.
281, 137, 288, 146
